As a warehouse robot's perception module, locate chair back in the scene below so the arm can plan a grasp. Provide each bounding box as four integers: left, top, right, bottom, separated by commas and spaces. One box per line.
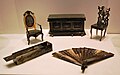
97, 6, 110, 26
23, 11, 36, 30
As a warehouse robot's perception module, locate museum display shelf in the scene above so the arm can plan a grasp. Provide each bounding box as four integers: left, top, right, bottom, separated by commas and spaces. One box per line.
0, 29, 120, 75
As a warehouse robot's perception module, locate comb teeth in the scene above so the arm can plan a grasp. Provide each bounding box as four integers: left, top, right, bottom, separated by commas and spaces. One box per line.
52, 47, 114, 73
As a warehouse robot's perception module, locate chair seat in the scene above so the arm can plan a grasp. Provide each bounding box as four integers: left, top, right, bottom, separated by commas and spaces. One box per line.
28, 30, 42, 36
91, 24, 107, 30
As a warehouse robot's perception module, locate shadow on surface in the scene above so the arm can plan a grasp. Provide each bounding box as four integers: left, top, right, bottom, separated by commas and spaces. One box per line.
5, 62, 16, 68
91, 35, 105, 41
30, 39, 42, 44
23, 38, 42, 44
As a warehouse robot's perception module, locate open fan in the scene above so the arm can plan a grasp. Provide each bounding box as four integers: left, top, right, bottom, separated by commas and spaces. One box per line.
52, 47, 114, 73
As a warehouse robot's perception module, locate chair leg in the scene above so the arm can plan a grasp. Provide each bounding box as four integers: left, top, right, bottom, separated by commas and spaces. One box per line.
27, 35, 30, 45
90, 28, 92, 39
103, 29, 107, 37
41, 33, 44, 41
100, 30, 103, 41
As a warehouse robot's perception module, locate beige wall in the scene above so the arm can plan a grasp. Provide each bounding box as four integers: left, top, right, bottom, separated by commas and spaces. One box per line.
0, 0, 119, 34
0, 0, 20, 33
108, 0, 120, 33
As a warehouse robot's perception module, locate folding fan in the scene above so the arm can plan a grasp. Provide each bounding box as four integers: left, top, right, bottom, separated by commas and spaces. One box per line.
52, 47, 114, 73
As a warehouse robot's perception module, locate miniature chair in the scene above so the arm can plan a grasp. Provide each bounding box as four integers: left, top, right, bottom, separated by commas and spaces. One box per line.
23, 10, 43, 45
90, 6, 110, 41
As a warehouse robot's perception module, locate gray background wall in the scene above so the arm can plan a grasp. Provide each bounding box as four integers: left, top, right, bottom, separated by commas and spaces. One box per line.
0, 0, 120, 34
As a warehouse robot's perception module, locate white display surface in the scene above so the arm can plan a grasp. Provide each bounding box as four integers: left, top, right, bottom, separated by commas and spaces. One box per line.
0, 29, 120, 75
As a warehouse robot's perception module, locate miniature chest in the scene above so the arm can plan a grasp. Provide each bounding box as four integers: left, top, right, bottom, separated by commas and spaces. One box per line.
47, 14, 86, 36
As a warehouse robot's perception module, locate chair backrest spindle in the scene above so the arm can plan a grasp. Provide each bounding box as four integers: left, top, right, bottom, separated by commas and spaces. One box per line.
23, 10, 36, 30
97, 6, 110, 26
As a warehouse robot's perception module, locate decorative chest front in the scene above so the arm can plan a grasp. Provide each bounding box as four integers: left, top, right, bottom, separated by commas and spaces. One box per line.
47, 14, 86, 36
